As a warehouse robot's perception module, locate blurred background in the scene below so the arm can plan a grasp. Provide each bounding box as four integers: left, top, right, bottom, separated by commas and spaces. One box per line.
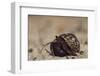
28, 15, 88, 60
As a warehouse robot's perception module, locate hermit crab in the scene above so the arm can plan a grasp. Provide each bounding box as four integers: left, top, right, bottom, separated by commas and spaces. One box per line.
41, 33, 80, 57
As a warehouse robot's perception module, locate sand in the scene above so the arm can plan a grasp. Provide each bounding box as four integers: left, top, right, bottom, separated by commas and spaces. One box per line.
28, 15, 88, 61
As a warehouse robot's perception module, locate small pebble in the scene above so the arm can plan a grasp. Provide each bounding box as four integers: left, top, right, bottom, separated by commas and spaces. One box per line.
66, 56, 69, 59
80, 51, 84, 55
33, 57, 37, 60
28, 48, 33, 52
84, 41, 87, 45
72, 57, 75, 59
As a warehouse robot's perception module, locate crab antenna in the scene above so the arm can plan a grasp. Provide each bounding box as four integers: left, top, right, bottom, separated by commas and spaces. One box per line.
40, 42, 51, 53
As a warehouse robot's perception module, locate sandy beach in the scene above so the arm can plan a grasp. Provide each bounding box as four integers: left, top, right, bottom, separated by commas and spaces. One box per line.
28, 15, 88, 61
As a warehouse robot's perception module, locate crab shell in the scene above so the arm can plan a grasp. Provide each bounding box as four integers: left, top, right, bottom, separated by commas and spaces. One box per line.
50, 33, 80, 57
